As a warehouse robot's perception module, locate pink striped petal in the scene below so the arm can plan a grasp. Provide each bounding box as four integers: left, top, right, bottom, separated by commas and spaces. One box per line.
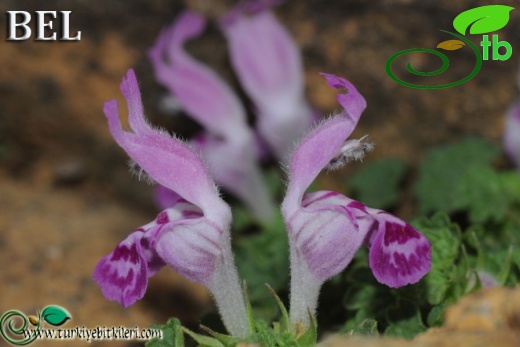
155, 218, 223, 285
93, 231, 148, 307
364, 211, 431, 288
93, 200, 206, 306
286, 191, 371, 281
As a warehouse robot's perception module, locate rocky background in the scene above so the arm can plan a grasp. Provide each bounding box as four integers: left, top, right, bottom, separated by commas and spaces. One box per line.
0, 0, 519, 346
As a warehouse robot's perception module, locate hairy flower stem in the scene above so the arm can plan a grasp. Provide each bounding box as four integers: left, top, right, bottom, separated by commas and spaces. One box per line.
288, 244, 321, 328
208, 241, 251, 337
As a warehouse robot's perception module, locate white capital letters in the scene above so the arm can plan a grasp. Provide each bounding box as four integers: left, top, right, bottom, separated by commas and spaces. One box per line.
7, 11, 32, 40
60, 11, 81, 41
36, 11, 57, 40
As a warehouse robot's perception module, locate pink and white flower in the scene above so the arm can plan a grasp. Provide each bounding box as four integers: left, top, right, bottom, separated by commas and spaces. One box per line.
93, 69, 250, 337
282, 73, 431, 327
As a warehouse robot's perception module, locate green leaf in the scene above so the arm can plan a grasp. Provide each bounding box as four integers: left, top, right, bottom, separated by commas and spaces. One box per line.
182, 327, 225, 347
453, 5, 514, 35
265, 284, 290, 333
412, 214, 461, 305
296, 311, 318, 347
453, 167, 509, 223
384, 311, 426, 340
426, 304, 446, 327
41, 306, 71, 326
348, 158, 407, 209
414, 137, 499, 215
234, 212, 289, 321
199, 325, 235, 346
146, 318, 184, 347
500, 171, 520, 204
243, 282, 257, 334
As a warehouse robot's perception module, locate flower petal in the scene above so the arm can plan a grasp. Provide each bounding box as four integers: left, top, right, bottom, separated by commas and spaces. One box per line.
282, 115, 357, 214
220, 4, 314, 158
119, 69, 154, 135
93, 199, 205, 306
148, 11, 248, 139
155, 184, 182, 210
221, 8, 302, 106
155, 218, 223, 285
504, 100, 520, 167
287, 191, 370, 281
320, 73, 367, 124
104, 69, 226, 219
367, 213, 431, 288
92, 231, 148, 307
192, 132, 273, 221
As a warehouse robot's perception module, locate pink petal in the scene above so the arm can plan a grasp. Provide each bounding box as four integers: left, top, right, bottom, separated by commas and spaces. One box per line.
103, 69, 227, 219
155, 218, 223, 285
367, 213, 431, 288
286, 191, 370, 281
221, 8, 302, 107
192, 132, 274, 221
220, 6, 314, 158
93, 200, 205, 306
282, 115, 358, 214
148, 11, 248, 138
155, 184, 182, 210
320, 73, 367, 124
93, 231, 148, 307
504, 100, 520, 167
120, 69, 154, 135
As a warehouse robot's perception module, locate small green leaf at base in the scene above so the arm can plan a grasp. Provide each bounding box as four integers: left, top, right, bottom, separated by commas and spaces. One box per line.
384, 312, 427, 340
146, 318, 184, 347
182, 327, 225, 347
265, 283, 290, 333
295, 310, 318, 347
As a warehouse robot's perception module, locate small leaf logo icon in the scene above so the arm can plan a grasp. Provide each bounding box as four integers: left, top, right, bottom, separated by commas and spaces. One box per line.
41, 306, 71, 326
437, 40, 465, 51
453, 5, 514, 35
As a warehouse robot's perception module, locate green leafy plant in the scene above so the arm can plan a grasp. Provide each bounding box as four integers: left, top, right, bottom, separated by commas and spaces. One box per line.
334, 137, 520, 340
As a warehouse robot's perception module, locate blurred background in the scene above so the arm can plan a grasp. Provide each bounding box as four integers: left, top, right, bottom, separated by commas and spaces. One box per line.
0, 0, 518, 346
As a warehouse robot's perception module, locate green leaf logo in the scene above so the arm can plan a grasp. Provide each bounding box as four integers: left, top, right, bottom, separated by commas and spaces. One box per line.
453, 5, 514, 35
41, 306, 71, 326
